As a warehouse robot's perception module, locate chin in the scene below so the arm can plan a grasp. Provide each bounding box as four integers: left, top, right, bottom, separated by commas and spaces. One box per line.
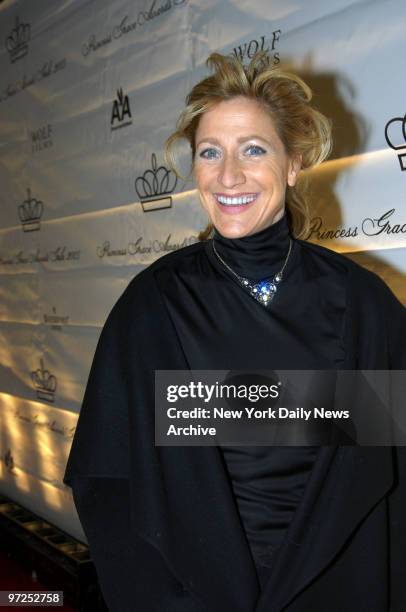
214, 223, 252, 239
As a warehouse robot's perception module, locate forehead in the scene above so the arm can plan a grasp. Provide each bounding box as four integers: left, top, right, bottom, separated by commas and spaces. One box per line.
196, 96, 279, 139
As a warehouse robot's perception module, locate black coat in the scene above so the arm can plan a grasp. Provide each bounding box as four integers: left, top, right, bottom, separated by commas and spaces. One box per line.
64, 240, 406, 611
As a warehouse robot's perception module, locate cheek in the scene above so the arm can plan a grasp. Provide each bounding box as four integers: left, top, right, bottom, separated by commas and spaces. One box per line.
194, 170, 212, 212
194, 165, 206, 189
254, 162, 287, 189
194, 164, 216, 193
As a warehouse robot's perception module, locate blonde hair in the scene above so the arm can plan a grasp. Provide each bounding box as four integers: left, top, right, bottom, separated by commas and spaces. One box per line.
165, 51, 332, 240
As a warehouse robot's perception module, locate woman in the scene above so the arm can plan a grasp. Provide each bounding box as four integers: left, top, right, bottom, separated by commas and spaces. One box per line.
64, 52, 406, 611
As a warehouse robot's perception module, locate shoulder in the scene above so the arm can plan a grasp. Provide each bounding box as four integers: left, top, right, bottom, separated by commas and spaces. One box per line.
297, 239, 390, 295
130, 241, 206, 286
108, 241, 207, 314
146, 240, 206, 273
298, 241, 406, 367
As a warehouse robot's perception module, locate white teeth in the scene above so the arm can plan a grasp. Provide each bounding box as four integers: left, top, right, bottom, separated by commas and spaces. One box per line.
215, 194, 257, 205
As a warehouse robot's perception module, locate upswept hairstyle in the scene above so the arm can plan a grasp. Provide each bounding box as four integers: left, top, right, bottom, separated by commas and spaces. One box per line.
165, 51, 332, 240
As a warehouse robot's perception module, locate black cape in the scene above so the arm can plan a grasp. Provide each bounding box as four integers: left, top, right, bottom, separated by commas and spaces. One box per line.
64, 239, 406, 612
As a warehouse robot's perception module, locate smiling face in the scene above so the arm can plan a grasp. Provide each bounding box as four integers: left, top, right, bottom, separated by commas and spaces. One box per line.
193, 96, 301, 238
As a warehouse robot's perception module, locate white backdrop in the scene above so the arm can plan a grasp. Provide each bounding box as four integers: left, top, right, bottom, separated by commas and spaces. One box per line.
0, 0, 405, 542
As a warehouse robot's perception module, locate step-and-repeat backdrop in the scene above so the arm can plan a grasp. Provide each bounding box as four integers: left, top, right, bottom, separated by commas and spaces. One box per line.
0, 0, 405, 541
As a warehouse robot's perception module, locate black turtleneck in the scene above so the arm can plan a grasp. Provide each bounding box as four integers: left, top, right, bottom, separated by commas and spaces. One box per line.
162, 213, 346, 589
212, 213, 291, 280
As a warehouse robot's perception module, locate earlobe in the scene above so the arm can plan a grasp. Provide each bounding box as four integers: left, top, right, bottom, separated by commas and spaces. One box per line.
287, 155, 302, 187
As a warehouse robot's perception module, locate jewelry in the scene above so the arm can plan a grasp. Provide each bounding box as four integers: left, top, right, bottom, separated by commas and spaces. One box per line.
212, 238, 292, 307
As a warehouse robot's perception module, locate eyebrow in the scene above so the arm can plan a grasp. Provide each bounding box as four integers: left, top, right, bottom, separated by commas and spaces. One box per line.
195, 134, 271, 148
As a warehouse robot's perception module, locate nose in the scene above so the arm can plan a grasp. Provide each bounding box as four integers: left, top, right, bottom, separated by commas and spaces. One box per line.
218, 154, 246, 189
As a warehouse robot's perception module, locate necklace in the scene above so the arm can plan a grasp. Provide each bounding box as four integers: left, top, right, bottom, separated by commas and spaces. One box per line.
212, 238, 292, 307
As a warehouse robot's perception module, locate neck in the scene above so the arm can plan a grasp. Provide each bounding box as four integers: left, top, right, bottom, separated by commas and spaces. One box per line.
212, 214, 291, 280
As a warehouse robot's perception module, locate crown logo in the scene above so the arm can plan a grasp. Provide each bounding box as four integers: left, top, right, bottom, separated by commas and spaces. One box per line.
18, 188, 43, 232
135, 153, 177, 212
111, 87, 132, 130
43, 306, 69, 328
6, 17, 30, 63
31, 358, 57, 403
384, 114, 406, 171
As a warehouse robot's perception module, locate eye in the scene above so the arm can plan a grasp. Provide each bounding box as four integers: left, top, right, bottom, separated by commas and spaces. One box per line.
198, 147, 221, 160
245, 144, 266, 156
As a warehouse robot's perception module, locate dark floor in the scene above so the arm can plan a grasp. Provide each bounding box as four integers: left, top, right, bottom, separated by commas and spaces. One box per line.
0, 548, 76, 611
